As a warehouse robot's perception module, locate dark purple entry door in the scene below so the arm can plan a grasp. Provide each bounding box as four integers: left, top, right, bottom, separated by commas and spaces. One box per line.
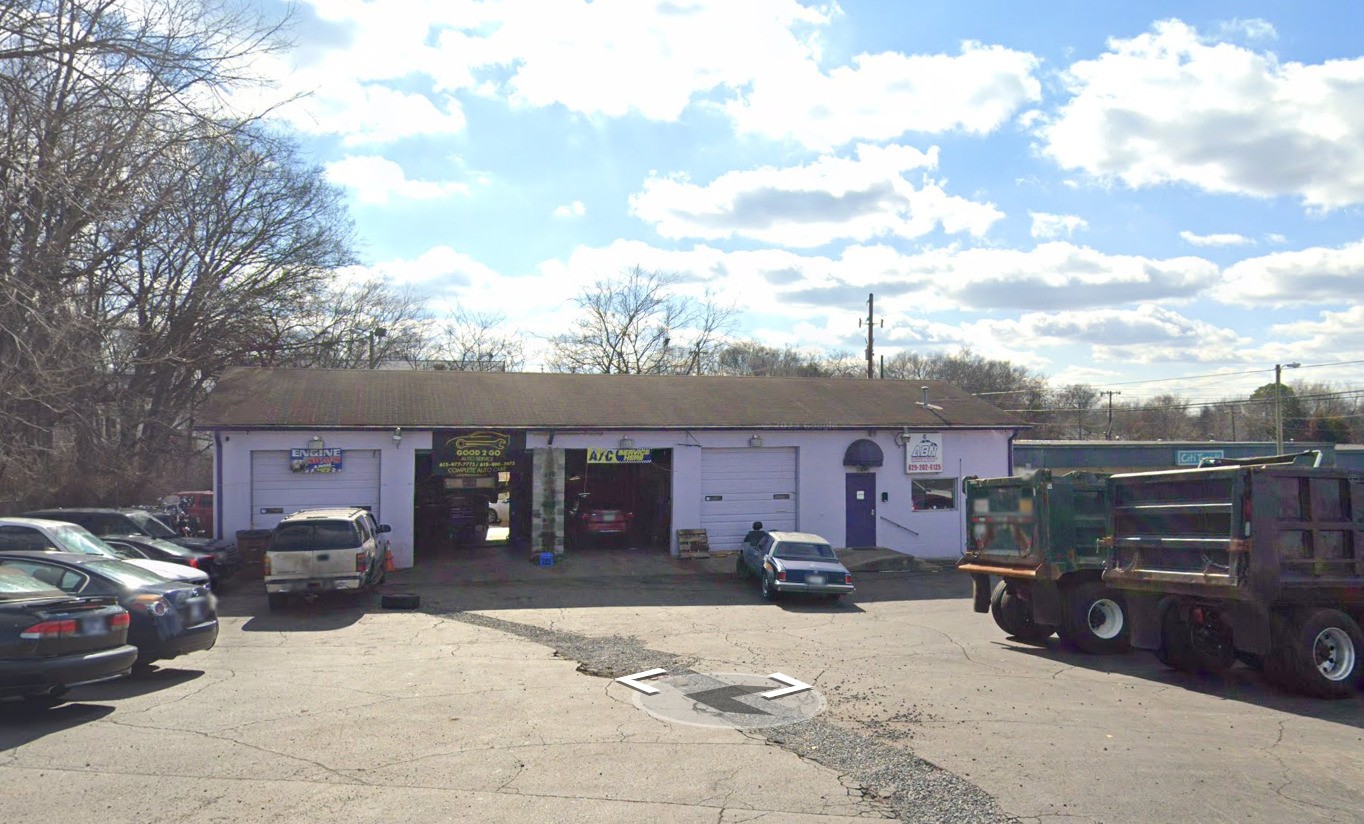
845, 473, 876, 548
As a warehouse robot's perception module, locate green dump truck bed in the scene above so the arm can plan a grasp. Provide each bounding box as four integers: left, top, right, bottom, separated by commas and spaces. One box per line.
958, 471, 1129, 653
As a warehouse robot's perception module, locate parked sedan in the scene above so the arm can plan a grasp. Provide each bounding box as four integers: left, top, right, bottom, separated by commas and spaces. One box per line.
21, 508, 241, 579
0, 565, 138, 706
567, 501, 634, 548
102, 535, 223, 588
737, 531, 855, 601
0, 518, 210, 587
0, 553, 218, 668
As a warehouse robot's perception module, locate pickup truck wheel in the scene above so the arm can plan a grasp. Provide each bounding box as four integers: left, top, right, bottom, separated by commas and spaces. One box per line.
1265, 609, 1362, 698
989, 580, 1021, 636
997, 584, 1053, 644
267, 592, 288, 612
1059, 581, 1130, 654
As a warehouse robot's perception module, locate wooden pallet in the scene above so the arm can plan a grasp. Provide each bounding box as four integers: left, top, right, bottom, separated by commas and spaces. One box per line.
676, 528, 711, 558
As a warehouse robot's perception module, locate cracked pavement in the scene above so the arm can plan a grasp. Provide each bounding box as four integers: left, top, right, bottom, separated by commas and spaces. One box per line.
3, 554, 1362, 824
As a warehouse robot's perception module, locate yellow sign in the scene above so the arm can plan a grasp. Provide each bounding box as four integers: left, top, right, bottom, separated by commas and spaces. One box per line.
587, 447, 653, 464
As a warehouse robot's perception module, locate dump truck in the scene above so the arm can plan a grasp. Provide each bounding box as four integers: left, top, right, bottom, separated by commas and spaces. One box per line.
1101, 453, 1363, 697
958, 470, 1130, 653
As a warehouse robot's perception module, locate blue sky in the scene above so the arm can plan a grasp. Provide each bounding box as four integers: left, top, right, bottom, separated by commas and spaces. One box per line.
248, 1, 1364, 402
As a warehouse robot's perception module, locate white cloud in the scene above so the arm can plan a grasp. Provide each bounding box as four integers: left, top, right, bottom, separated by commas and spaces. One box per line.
1217, 18, 1278, 42
325, 156, 469, 205
553, 200, 586, 218
1030, 212, 1088, 239
1041, 19, 1364, 208
1271, 306, 1364, 363
1180, 230, 1253, 247
1216, 239, 1364, 305
287, 83, 468, 146
338, 246, 503, 290
630, 144, 1004, 247
449, 0, 835, 120
728, 41, 1042, 149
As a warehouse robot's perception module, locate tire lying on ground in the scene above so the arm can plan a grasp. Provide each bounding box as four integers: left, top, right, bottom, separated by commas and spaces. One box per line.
1058, 580, 1130, 654
1263, 608, 1363, 699
381, 592, 421, 610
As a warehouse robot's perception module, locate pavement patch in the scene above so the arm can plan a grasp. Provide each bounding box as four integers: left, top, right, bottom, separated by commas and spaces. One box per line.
442, 608, 1012, 824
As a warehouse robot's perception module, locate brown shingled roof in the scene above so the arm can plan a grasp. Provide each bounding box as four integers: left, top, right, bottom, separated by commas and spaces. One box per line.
196, 367, 1027, 430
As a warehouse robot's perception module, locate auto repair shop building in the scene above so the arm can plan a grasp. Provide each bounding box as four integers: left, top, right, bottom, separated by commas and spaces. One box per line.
196, 367, 1027, 568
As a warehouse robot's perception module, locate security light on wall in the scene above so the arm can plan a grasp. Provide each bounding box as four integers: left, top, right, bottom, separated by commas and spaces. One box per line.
619, 436, 634, 449
307, 435, 325, 450
392, 427, 403, 446
749, 435, 764, 448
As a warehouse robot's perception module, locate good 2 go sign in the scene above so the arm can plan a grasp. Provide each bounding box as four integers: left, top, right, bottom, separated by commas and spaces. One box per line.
904, 432, 943, 474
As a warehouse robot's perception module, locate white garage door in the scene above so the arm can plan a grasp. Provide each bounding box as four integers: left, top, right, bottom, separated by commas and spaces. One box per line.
700, 447, 797, 552
250, 449, 381, 530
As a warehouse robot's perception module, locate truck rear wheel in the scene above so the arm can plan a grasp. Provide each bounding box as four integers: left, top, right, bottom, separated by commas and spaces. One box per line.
989, 580, 1020, 636
1157, 605, 1233, 674
1058, 581, 1130, 654
1264, 609, 1363, 698
995, 583, 1054, 644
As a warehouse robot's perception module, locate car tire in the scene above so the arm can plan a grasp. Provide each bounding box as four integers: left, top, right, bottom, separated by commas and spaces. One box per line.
1058, 581, 1130, 654
487, 510, 500, 525
267, 592, 288, 612
1263, 608, 1362, 699
760, 573, 779, 601
381, 592, 421, 610
735, 554, 747, 579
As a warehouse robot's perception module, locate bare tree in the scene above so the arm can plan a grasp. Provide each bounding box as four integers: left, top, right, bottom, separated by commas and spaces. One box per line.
431, 308, 526, 371
0, 0, 356, 505
547, 266, 735, 374
714, 340, 831, 377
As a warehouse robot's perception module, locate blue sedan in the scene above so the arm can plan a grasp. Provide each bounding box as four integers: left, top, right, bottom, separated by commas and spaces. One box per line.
737, 531, 854, 601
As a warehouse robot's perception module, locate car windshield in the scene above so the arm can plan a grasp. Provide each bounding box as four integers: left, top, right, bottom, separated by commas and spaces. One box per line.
49, 525, 121, 558
127, 510, 178, 538
82, 559, 170, 587
0, 565, 66, 600
773, 542, 837, 561
143, 538, 195, 557
271, 521, 361, 551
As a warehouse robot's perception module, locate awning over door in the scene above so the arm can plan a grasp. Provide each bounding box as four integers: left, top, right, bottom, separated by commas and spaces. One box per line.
700, 447, 797, 552
249, 449, 381, 530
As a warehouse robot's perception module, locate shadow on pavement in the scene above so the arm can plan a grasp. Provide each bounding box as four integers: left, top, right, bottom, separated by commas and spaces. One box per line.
369, 543, 972, 613
1001, 636, 1364, 725
0, 702, 115, 752
222, 591, 374, 632
70, 665, 204, 701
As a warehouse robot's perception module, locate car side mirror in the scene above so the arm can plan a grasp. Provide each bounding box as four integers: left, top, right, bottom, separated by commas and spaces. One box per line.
377, 524, 392, 534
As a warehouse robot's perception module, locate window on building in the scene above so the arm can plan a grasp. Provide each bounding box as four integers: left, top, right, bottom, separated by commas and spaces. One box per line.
912, 478, 957, 511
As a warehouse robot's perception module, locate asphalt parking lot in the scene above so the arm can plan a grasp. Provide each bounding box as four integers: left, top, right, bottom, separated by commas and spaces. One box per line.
3, 547, 1362, 824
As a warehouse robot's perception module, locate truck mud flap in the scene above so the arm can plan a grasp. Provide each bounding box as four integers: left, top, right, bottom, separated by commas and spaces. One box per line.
1123, 593, 1163, 651
1032, 580, 1062, 627
971, 574, 991, 613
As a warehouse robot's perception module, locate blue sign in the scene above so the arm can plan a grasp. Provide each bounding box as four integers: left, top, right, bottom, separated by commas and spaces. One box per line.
1176, 449, 1224, 466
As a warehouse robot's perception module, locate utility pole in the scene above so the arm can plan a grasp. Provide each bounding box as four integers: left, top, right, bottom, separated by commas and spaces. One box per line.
1101, 390, 1121, 440
858, 293, 882, 379
367, 326, 387, 369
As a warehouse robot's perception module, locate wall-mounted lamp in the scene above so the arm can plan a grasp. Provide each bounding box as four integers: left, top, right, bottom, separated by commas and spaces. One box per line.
619, 436, 634, 449
307, 435, 325, 450
392, 427, 403, 447
749, 435, 764, 448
